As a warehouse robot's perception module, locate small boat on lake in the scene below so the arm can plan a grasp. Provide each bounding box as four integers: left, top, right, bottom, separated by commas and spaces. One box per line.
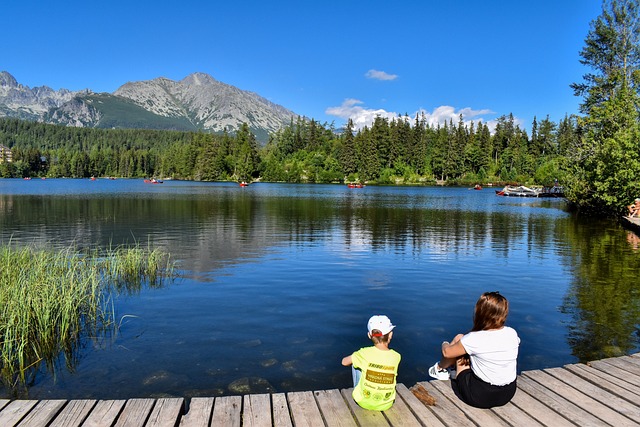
496, 185, 540, 197
473, 184, 482, 190
496, 185, 565, 198
239, 181, 249, 187
144, 179, 163, 184
347, 183, 364, 188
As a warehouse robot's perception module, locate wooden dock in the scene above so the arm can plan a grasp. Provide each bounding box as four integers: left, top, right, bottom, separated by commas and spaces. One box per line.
622, 216, 640, 234
1, 353, 639, 426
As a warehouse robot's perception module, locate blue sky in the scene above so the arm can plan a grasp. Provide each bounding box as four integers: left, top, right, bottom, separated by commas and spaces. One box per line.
4, 1, 602, 132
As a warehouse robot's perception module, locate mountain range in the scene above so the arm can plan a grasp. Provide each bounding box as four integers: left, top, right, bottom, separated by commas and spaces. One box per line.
0, 71, 299, 142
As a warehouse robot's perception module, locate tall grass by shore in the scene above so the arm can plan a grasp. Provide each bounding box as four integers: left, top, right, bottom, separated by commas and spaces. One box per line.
0, 244, 175, 388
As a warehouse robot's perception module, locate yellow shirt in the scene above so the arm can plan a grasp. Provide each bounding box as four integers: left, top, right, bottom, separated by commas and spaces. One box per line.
351, 346, 401, 411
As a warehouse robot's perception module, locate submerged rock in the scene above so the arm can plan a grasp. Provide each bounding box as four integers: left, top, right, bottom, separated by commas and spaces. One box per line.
206, 368, 229, 377
142, 370, 170, 385
238, 339, 262, 348
281, 360, 299, 371
287, 337, 308, 345
260, 358, 278, 367
228, 377, 276, 394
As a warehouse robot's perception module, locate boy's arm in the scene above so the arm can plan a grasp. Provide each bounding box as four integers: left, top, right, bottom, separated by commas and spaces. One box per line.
341, 355, 352, 366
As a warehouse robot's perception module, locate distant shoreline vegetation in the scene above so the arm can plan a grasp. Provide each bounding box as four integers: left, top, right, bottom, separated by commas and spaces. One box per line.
0, 114, 571, 188
0, 244, 175, 392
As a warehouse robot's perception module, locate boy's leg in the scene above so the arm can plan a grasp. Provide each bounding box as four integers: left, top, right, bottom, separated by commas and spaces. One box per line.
352, 367, 362, 387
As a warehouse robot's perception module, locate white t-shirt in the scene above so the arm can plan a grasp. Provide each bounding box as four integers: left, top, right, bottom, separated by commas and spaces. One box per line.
460, 326, 520, 386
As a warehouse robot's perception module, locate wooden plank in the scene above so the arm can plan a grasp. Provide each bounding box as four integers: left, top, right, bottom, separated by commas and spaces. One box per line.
622, 355, 640, 367
524, 370, 636, 426
287, 391, 324, 427
0, 400, 10, 411
589, 359, 640, 388
509, 385, 576, 427
16, 400, 66, 427
381, 389, 422, 427
0, 400, 38, 427
211, 396, 241, 427
312, 389, 357, 427
517, 376, 607, 427
82, 400, 126, 427
243, 394, 271, 427
394, 384, 446, 427
429, 380, 510, 426
414, 382, 475, 427
271, 393, 292, 427
113, 398, 156, 427
566, 364, 640, 406
489, 392, 545, 427
146, 398, 184, 427
179, 397, 213, 427
544, 367, 640, 423
48, 400, 96, 427
339, 388, 389, 427
596, 356, 640, 376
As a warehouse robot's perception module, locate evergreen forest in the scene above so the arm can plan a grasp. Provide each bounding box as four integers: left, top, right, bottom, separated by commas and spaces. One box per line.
0, 113, 573, 189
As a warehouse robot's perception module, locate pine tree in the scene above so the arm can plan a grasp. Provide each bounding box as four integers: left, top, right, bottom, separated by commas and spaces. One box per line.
566, 0, 640, 215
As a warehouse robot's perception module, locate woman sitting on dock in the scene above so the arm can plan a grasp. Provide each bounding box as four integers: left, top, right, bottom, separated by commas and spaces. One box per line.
427, 292, 520, 408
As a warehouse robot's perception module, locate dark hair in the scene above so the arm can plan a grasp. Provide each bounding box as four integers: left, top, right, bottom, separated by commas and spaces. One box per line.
471, 291, 509, 332
370, 329, 391, 344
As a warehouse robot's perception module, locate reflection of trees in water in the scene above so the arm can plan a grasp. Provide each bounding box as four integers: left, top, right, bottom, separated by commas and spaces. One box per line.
558, 217, 640, 361
4, 191, 638, 363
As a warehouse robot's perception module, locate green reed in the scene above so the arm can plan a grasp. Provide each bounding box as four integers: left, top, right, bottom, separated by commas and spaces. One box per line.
0, 244, 175, 387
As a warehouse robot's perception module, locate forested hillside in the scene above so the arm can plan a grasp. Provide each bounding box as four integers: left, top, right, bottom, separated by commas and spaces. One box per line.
0, 112, 574, 189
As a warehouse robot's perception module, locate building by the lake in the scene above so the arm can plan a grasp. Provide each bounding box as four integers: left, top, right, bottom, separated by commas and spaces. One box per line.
0, 145, 11, 163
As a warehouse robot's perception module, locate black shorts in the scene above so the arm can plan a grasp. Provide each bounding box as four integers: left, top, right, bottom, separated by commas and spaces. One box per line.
451, 369, 516, 409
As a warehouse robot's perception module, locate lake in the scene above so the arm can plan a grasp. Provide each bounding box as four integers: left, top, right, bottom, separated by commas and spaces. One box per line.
1, 178, 638, 399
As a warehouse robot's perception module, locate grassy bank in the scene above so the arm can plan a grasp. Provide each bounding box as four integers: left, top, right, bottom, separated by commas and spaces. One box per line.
0, 244, 174, 388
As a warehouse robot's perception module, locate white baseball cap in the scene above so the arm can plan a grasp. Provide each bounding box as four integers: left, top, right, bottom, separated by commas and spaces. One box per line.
367, 315, 395, 336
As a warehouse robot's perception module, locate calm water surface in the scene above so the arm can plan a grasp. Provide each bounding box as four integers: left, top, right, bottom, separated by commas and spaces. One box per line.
1, 178, 638, 399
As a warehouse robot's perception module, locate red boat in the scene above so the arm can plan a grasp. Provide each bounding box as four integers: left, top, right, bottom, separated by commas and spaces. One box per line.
473, 184, 482, 190
239, 181, 249, 187
347, 183, 364, 188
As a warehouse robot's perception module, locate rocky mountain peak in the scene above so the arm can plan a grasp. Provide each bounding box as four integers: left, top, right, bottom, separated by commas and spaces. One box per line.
181, 72, 217, 86
0, 71, 19, 88
0, 71, 298, 142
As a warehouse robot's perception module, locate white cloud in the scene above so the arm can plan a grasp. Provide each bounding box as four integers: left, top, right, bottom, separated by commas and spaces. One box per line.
325, 99, 397, 129
365, 69, 398, 81
325, 99, 503, 131
416, 106, 494, 128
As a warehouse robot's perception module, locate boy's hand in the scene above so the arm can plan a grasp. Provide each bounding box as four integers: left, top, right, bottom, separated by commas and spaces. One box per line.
342, 355, 352, 366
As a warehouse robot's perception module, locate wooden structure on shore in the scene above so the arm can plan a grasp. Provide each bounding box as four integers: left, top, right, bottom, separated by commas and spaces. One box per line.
1, 353, 639, 426
622, 216, 640, 234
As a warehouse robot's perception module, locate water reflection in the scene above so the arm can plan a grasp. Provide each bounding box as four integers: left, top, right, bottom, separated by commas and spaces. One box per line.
0, 180, 638, 399
559, 216, 640, 361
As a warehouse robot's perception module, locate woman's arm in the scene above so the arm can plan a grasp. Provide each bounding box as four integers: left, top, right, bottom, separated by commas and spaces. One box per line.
442, 334, 467, 359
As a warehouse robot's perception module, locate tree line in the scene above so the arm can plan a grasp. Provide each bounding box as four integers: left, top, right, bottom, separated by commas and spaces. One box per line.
0, 0, 638, 217
0, 112, 575, 186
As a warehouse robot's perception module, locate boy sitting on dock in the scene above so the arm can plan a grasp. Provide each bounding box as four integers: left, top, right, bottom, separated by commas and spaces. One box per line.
341, 315, 401, 411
